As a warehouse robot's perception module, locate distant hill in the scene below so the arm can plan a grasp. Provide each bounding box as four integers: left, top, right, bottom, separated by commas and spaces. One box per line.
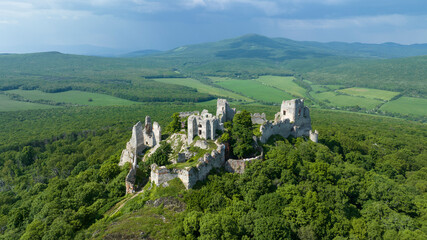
121, 49, 162, 57
1, 35, 426, 98
151, 34, 427, 61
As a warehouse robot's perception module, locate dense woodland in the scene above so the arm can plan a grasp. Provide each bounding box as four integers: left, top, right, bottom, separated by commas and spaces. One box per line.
0, 103, 425, 239
0, 35, 426, 239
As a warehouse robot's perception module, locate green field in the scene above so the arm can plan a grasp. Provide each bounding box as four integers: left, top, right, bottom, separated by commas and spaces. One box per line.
312, 91, 383, 109
152, 78, 252, 102
380, 97, 427, 116
311, 85, 329, 93
215, 79, 293, 103
0, 94, 58, 111
6, 89, 137, 106
338, 87, 400, 100
209, 76, 236, 83
324, 85, 345, 90
254, 75, 307, 97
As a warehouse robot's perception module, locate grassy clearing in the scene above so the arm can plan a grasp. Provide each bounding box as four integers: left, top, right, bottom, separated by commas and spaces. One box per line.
92, 206, 179, 239
209, 76, 236, 82
255, 75, 307, 97
338, 87, 400, 101
0, 94, 58, 111
7, 89, 137, 106
153, 78, 252, 102
311, 85, 329, 93
380, 97, 427, 116
215, 79, 293, 103
312, 91, 383, 109
323, 85, 345, 90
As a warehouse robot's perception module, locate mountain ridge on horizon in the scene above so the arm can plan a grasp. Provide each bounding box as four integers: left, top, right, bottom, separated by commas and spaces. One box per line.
3, 34, 427, 59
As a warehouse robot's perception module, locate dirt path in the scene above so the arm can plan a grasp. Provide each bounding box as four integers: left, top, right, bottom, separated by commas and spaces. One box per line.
110, 190, 144, 216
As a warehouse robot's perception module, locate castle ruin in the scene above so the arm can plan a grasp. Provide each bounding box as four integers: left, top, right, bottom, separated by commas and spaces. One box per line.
119, 116, 161, 167
260, 99, 318, 143
119, 98, 318, 193
187, 99, 236, 144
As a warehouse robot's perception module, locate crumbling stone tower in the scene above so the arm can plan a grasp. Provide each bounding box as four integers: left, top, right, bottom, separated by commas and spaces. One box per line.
278, 99, 312, 137
119, 116, 162, 166
260, 99, 317, 143
187, 110, 218, 144
143, 116, 161, 148
216, 98, 236, 124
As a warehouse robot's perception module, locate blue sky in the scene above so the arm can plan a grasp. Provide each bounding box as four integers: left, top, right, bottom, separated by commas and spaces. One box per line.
1, 0, 426, 53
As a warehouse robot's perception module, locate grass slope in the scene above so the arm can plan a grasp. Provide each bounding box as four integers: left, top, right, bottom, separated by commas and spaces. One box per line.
7, 89, 138, 106
380, 97, 427, 116
338, 87, 400, 101
215, 79, 293, 103
0, 94, 58, 111
152, 78, 252, 102
254, 75, 307, 97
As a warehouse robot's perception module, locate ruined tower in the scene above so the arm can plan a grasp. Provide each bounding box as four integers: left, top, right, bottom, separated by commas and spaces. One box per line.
119, 116, 162, 166
216, 98, 236, 124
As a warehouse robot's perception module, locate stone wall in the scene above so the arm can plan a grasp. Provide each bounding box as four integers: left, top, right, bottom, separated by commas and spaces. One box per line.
260, 99, 317, 143
225, 156, 262, 174
125, 167, 137, 194
150, 165, 179, 187
216, 98, 236, 124
119, 116, 161, 166
310, 130, 319, 143
251, 113, 267, 125
150, 144, 226, 189
259, 119, 293, 143
187, 111, 219, 144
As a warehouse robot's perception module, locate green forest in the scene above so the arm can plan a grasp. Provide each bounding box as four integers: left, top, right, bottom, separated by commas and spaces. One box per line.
0, 103, 425, 239
0, 34, 426, 239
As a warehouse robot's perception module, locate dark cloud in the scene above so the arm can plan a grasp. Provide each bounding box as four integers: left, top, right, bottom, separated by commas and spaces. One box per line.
0, 0, 426, 53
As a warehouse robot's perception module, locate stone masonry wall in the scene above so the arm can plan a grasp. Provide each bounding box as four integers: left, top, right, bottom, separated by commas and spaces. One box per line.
150, 144, 226, 189
259, 119, 293, 143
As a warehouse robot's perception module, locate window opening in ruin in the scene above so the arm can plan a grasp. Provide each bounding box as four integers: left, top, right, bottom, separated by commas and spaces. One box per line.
283, 110, 286, 115
199, 130, 202, 135
222, 107, 224, 110
298, 108, 301, 116
146, 141, 148, 145
198, 124, 202, 128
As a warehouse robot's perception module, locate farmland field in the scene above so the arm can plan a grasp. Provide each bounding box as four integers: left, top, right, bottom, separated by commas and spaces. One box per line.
215, 79, 293, 103
311, 91, 383, 109
6, 89, 137, 106
338, 87, 400, 100
152, 78, 252, 102
0, 94, 58, 111
311, 85, 329, 93
209, 76, 236, 83
380, 97, 427, 116
254, 75, 307, 97
324, 85, 345, 90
